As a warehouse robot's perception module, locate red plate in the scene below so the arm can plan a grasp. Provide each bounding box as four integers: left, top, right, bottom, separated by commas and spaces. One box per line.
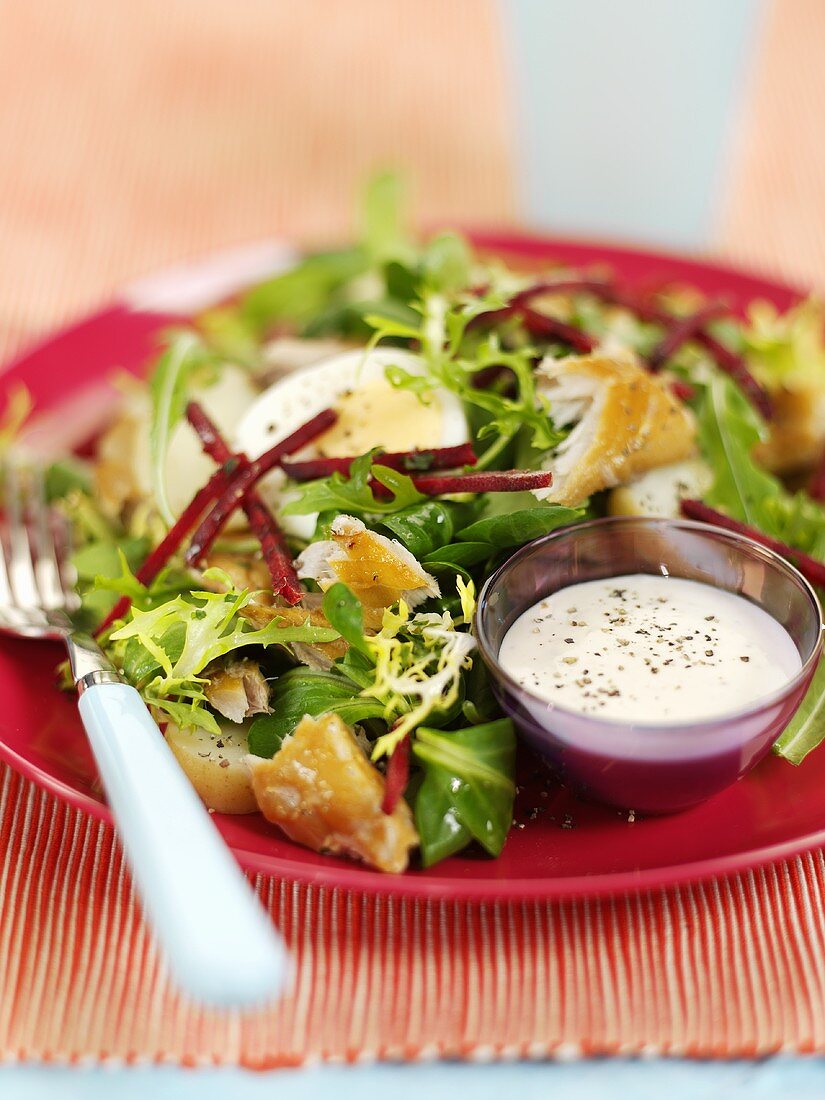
1, 232, 820, 900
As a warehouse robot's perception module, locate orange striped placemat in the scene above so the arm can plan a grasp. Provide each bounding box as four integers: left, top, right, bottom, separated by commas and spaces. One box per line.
4, 0, 825, 1066
3, 762, 825, 1065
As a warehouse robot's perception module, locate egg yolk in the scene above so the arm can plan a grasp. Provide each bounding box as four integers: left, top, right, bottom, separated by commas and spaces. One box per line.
313, 379, 444, 457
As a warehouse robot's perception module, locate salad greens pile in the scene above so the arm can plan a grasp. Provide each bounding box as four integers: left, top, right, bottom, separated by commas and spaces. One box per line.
107, 564, 338, 735
35, 171, 825, 871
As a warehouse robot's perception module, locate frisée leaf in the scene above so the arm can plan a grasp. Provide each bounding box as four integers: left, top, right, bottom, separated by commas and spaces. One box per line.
106, 572, 339, 732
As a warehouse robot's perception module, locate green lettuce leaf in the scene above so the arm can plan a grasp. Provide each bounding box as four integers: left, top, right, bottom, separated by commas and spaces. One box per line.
457, 504, 583, 548
421, 231, 472, 294
697, 372, 777, 530
322, 582, 370, 654
283, 455, 425, 518
368, 289, 565, 471
743, 297, 825, 391
44, 457, 92, 502
774, 654, 825, 765
148, 330, 214, 525
108, 578, 339, 732
361, 170, 413, 266
698, 374, 825, 557
247, 667, 386, 758
379, 500, 460, 558
241, 247, 368, 334
412, 719, 516, 866
697, 374, 825, 764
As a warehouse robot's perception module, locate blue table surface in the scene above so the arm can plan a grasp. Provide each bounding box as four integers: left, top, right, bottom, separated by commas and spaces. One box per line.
3, 1059, 825, 1100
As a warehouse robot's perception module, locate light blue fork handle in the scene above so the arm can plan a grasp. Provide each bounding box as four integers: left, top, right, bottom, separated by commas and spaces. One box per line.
78, 681, 291, 1008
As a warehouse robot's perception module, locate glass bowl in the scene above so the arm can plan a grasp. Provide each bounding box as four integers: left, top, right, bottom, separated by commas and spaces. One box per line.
475, 517, 823, 814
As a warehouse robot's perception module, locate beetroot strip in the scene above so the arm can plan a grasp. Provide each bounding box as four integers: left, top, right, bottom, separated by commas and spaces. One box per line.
669, 379, 696, 403
809, 455, 825, 503
608, 287, 770, 415
185, 408, 336, 566
597, 288, 771, 419
95, 465, 232, 633
370, 469, 552, 496
469, 299, 597, 353
470, 364, 514, 392
519, 306, 598, 353
241, 496, 303, 604
505, 279, 772, 417
511, 278, 614, 306
281, 443, 477, 482
186, 402, 303, 604
381, 733, 410, 815
694, 330, 772, 419
648, 303, 727, 370
680, 499, 825, 588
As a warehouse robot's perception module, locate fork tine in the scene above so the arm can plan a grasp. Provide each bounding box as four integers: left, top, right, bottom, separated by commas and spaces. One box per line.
0, 497, 12, 609
29, 465, 69, 611
4, 460, 41, 610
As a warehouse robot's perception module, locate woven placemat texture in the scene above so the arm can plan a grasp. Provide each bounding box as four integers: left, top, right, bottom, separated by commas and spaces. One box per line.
2, 0, 825, 1065
3, 766, 825, 1065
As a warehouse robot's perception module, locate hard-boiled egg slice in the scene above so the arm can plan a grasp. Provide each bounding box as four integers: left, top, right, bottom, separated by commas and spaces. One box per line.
234, 348, 469, 539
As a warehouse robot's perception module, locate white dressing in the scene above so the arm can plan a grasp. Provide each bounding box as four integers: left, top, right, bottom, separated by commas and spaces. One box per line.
499, 574, 801, 724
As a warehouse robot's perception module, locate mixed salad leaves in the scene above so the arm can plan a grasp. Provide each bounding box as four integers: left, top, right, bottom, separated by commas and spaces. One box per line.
25, 173, 825, 871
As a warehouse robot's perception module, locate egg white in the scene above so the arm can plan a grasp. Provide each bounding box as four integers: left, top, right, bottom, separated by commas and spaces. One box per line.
234, 348, 469, 540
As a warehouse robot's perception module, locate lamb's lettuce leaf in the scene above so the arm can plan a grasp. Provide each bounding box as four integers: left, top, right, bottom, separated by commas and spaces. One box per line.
247, 667, 385, 758
241, 248, 368, 334
774, 655, 825, 765
379, 500, 462, 558
322, 582, 370, 654
456, 504, 583, 549
415, 505, 584, 580
413, 719, 516, 866
423, 541, 491, 570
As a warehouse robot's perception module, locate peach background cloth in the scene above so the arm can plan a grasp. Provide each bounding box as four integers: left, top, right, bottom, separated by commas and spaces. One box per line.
3, 0, 825, 1065
2, 0, 823, 370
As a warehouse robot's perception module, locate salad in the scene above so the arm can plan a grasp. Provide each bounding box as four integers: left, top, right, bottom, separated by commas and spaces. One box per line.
29, 174, 825, 873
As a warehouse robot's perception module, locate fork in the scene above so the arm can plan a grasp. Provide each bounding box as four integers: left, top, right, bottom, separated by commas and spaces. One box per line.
0, 460, 290, 1007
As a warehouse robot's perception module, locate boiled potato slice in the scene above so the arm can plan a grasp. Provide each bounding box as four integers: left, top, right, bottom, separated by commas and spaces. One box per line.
96, 364, 259, 523
608, 458, 713, 519
165, 721, 257, 814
